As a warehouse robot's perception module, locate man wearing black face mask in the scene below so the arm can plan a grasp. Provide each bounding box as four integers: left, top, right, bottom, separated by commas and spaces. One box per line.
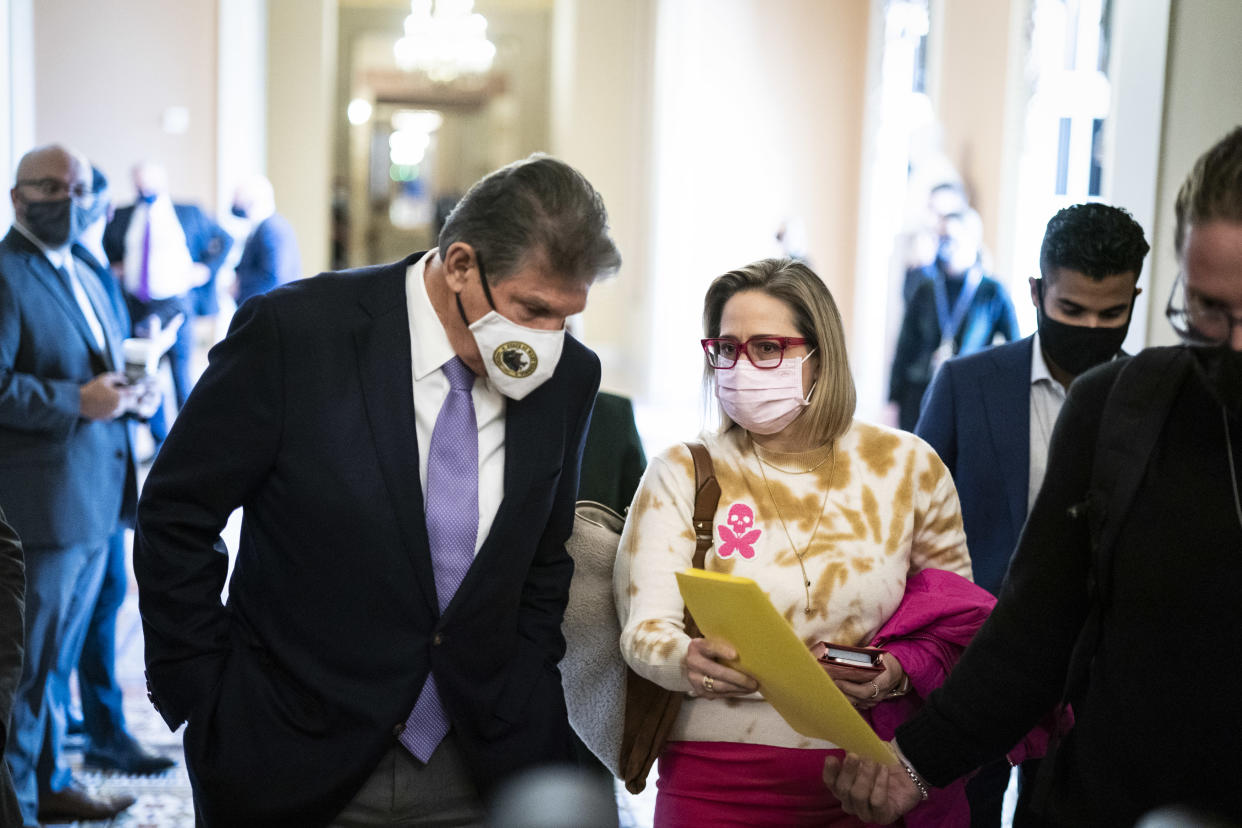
0, 144, 143, 824
822, 126, 1242, 827
890, 207, 1020, 431
914, 203, 1147, 826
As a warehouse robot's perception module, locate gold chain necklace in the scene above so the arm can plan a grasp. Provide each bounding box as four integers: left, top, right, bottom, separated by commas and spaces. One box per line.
752, 438, 837, 615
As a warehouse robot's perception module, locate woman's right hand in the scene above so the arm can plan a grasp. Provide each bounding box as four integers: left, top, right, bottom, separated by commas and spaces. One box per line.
684, 637, 759, 698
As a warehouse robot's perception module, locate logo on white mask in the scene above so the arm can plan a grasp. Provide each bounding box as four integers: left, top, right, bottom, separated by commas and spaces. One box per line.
492, 340, 537, 378
469, 311, 564, 400
715, 352, 815, 435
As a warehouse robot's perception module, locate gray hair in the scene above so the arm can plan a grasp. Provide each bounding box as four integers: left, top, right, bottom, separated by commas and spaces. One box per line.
438, 154, 621, 284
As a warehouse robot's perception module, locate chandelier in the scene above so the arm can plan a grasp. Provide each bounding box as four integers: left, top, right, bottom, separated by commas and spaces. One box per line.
394, 0, 497, 82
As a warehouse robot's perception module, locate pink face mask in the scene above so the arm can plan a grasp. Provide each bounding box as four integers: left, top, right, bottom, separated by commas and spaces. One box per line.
715, 351, 815, 435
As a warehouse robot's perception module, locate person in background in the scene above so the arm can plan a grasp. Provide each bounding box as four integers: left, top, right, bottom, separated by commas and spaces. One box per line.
230, 173, 301, 307
823, 125, 1242, 827
0, 507, 26, 826
914, 203, 1149, 826
901, 182, 969, 306
616, 257, 988, 826
51, 163, 174, 776
103, 161, 232, 454
890, 207, 1019, 431
134, 155, 620, 826
0, 144, 145, 825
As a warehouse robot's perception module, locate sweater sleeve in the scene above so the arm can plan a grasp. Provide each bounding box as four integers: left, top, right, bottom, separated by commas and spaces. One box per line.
908, 447, 972, 580
613, 444, 699, 693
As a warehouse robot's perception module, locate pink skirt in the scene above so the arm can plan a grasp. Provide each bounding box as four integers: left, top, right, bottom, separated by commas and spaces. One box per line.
654, 741, 884, 828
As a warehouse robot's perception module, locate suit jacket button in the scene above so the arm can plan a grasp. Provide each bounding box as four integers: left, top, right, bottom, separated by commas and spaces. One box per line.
115, 449, 124, 459
432, 633, 443, 646
392, 723, 404, 736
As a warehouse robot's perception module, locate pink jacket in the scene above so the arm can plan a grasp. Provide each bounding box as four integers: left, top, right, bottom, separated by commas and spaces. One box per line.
863, 569, 994, 828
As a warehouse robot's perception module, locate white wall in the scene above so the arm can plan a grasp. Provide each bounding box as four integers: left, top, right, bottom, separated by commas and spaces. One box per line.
268, 0, 337, 275
1146, 0, 1242, 346
0, 0, 35, 228
218, 0, 268, 213
32, 0, 221, 209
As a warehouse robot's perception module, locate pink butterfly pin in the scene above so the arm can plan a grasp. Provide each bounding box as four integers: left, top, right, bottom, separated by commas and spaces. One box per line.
717, 503, 761, 559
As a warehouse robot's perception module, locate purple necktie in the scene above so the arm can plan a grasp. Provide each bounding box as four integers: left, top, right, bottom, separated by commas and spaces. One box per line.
400, 356, 479, 762
137, 214, 152, 302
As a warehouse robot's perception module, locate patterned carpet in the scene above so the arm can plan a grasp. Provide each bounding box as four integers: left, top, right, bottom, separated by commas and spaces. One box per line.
50, 559, 195, 828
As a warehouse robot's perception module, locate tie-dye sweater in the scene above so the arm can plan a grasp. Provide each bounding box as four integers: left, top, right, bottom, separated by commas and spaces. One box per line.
613, 420, 972, 749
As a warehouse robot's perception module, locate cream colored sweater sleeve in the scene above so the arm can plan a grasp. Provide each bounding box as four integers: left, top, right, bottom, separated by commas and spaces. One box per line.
909, 444, 973, 579
613, 444, 699, 693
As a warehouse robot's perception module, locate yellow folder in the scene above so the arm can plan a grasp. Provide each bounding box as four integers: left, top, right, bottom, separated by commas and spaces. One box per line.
675, 568, 897, 765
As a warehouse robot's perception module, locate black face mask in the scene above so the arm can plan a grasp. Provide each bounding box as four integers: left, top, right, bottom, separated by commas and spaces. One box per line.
1192, 346, 1242, 417
1036, 279, 1134, 378
22, 197, 91, 248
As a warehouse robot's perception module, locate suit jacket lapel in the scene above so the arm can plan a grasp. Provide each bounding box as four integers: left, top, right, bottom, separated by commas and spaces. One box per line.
981, 337, 1033, 536
24, 243, 108, 364
353, 260, 439, 614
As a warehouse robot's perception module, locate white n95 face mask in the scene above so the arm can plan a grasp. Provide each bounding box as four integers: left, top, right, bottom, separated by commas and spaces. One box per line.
715, 353, 815, 435
469, 311, 565, 401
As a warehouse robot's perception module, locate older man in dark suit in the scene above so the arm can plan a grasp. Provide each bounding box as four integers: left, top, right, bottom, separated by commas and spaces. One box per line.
0, 144, 147, 825
135, 155, 621, 827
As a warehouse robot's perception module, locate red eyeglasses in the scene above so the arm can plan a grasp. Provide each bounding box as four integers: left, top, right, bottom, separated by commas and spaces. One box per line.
701, 336, 810, 369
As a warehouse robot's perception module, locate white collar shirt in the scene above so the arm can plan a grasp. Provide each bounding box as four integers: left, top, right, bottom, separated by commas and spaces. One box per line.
406, 249, 506, 556
1028, 332, 1068, 514
121, 196, 195, 300
14, 221, 108, 356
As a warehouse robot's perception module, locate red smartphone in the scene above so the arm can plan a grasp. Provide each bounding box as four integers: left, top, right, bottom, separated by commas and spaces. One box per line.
812, 641, 886, 682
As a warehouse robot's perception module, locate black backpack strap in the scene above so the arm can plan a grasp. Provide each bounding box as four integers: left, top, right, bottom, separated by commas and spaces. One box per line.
1031, 348, 1193, 815
1064, 347, 1193, 702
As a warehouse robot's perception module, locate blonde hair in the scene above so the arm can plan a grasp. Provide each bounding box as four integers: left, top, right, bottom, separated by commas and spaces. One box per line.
702, 258, 856, 445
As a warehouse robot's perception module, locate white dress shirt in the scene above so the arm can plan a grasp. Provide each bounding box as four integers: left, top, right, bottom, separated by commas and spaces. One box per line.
1028, 332, 1068, 514
14, 221, 109, 357
121, 196, 195, 300
406, 250, 506, 556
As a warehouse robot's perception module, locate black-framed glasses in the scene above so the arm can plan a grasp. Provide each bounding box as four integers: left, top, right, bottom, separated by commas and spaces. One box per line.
1165, 272, 1242, 347
701, 336, 810, 369
16, 177, 96, 207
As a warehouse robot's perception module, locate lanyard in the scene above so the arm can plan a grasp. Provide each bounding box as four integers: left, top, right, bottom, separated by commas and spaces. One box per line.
932, 265, 983, 345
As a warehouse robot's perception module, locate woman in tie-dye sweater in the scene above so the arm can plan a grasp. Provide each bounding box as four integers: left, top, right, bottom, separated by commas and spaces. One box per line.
614, 258, 980, 827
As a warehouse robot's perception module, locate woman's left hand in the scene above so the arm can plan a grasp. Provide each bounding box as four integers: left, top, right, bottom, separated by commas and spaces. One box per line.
834, 654, 906, 711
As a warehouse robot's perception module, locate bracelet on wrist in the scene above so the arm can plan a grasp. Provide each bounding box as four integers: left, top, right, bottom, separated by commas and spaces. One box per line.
887, 675, 911, 697
898, 757, 929, 801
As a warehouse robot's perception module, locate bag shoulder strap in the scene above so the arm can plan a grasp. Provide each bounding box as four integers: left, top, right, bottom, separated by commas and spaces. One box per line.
682, 441, 720, 640
1062, 347, 1192, 704
685, 441, 721, 569
1086, 347, 1192, 604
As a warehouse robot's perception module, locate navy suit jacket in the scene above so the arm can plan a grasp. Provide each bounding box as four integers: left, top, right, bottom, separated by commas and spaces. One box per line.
134, 252, 600, 827
0, 229, 137, 549
914, 336, 1033, 595
103, 201, 233, 315
235, 212, 301, 306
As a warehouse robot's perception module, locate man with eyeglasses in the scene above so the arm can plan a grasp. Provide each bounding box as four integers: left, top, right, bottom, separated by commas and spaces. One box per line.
823, 127, 1242, 826
0, 144, 147, 824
